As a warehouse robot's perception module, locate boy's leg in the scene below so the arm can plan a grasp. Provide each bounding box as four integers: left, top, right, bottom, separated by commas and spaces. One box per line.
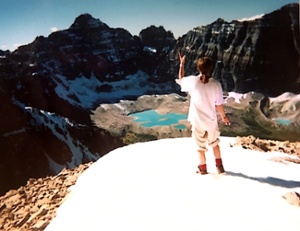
197, 150, 208, 174
212, 145, 225, 173
192, 128, 208, 174
198, 150, 207, 172
198, 150, 206, 165
208, 127, 225, 174
212, 144, 221, 159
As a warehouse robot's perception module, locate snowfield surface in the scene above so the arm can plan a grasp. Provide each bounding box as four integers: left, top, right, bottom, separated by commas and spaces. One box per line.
46, 137, 300, 231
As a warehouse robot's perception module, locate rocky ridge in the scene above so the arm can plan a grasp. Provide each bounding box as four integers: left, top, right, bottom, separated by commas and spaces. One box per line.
0, 163, 92, 231
235, 136, 300, 163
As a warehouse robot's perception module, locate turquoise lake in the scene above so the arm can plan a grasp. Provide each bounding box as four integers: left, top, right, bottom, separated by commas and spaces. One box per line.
130, 110, 188, 129
274, 118, 291, 125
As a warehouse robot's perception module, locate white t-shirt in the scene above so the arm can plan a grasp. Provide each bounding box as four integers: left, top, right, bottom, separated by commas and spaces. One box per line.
176, 75, 224, 131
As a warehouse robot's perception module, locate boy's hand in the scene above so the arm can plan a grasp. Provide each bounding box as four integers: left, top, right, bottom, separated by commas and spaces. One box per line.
222, 116, 231, 126
178, 52, 186, 65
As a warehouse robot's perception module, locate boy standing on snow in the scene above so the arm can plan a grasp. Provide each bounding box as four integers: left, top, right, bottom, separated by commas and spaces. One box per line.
176, 53, 230, 174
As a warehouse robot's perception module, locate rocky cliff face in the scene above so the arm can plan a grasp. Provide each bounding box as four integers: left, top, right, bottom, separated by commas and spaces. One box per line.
156, 3, 300, 96
0, 91, 124, 196
138, 25, 176, 76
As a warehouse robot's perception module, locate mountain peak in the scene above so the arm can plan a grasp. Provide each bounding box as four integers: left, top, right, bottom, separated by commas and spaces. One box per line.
214, 18, 226, 24
69, 13, 108, 29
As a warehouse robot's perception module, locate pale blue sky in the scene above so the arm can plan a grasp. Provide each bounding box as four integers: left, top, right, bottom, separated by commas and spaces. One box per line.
0, 0, 298, 51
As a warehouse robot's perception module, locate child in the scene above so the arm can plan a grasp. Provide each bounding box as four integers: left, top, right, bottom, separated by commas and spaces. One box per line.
176, 53, 230, 174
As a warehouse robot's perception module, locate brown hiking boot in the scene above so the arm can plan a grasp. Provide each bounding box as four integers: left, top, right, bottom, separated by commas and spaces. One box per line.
196, 165, 208, 175
199, 169, 208, 175
216, 165, 225, 174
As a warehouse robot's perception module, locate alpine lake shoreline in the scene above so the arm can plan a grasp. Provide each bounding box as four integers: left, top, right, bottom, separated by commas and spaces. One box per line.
91, 93, 300, 157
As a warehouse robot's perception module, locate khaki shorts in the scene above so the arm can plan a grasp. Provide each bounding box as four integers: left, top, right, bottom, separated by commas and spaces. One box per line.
192, 127, 220, 151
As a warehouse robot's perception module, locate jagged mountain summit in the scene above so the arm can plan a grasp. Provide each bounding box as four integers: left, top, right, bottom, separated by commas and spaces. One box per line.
1, 4, 299, 106
0, 3, 299, 197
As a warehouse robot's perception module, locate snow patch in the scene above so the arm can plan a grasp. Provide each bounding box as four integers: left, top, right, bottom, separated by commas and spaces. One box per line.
53, 71, 175, 109
238, 14, 264, 22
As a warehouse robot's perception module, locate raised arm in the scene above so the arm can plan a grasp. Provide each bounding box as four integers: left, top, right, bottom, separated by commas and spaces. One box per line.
178, 52, 186, 80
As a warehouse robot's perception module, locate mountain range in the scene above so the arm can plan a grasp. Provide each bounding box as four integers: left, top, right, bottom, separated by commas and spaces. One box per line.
0, 3, 299, 196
